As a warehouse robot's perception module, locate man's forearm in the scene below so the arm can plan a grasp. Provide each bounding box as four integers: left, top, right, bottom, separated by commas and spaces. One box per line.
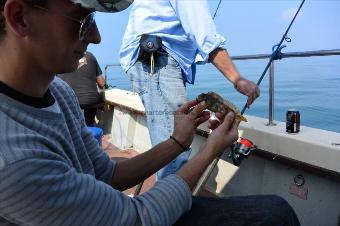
96, 75, 106, 89
176, 145, 217, 190
209, 48, 242, 85
111, 139, 183, 190
209, 48, 260, 106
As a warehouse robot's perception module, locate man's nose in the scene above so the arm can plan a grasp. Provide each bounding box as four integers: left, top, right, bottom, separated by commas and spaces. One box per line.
84, 22, 101, 44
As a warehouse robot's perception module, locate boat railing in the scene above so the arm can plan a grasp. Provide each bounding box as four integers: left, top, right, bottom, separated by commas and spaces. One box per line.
231, 49, 340, 126
104, 63, 121, 88
104, 49, 340, 126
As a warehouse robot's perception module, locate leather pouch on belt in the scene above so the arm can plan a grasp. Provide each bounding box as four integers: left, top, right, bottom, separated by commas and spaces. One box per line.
139, 34, 162, 74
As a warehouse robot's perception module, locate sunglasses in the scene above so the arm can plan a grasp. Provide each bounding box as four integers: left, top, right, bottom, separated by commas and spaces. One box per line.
33, 5, 96, 41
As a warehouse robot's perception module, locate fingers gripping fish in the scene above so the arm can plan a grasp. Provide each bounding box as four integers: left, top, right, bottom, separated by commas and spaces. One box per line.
196, 92, 247, 122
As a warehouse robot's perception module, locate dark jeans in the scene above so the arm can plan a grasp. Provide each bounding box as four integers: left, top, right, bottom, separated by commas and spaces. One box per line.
174, 195, 300, 226
81, 102, 104, 126
83, 107, 97, 126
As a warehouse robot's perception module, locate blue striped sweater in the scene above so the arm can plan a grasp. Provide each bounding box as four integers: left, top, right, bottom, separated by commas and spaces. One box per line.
0, 77, 191, 226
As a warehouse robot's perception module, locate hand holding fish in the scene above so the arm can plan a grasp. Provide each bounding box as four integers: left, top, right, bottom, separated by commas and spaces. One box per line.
171, 100, 210, 151
202, 111, 239, 156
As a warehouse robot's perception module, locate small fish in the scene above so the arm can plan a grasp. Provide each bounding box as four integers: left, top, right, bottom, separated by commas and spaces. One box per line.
196, 92, 247, 122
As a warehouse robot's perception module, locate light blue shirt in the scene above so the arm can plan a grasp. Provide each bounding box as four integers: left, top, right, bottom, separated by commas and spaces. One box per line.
120, 0, 228, 84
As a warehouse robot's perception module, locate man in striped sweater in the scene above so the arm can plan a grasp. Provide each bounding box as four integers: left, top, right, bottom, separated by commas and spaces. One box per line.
0, 0, 300, 225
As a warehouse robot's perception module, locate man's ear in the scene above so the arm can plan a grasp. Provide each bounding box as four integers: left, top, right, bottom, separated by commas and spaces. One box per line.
3, 0, 31, 37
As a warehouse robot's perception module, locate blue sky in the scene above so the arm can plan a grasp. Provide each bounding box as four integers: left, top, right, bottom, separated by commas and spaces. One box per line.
88, 0, 340, 65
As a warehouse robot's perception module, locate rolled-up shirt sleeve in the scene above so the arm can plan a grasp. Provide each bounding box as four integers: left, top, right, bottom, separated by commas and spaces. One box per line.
170, 0, 228, 63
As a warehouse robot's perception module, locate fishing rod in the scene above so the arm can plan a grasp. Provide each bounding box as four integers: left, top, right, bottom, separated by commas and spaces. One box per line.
193, 0, 306, 195
212, 0, 222, 20
241, 0, 305, 115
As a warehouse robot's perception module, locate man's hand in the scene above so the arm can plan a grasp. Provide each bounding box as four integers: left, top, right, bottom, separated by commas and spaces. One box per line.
203, 112, 239, 156
234, 78, 260, 107
172, 100, 210, 150
112, 100, 209, 190
176, 111, 239, 190
209, 48, 260, 107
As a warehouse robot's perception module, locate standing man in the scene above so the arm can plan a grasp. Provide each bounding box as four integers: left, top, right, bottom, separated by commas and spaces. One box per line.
59, 51, 105, 126
120, 0, 261, 180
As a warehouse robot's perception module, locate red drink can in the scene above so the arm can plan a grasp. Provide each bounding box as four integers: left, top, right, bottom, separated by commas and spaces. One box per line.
286, 109, 300, 133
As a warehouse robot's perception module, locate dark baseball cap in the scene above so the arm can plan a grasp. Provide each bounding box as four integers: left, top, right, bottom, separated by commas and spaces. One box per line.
71, 0, 133, 12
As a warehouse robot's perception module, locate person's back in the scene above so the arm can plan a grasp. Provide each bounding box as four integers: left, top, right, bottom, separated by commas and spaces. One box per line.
59, 51, 105, 126
59, 51, 103, 107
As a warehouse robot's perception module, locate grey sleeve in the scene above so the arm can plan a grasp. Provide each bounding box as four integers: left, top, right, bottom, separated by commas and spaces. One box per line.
81, 122, 116, 185
0, 157, 192, 226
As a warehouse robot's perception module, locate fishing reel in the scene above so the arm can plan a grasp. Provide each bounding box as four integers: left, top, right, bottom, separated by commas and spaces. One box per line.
229, 138, 257, 166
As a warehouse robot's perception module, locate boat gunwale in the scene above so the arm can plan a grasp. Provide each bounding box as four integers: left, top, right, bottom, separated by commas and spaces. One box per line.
196, 128, 340, 183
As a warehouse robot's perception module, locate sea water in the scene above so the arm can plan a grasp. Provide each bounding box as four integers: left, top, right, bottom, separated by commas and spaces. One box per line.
104, 55, 340, 133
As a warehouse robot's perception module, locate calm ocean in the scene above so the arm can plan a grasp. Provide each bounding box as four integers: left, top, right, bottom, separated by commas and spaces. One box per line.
103, 55, 340, 133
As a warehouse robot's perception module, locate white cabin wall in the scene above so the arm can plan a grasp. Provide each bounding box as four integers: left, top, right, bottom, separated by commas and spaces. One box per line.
132, 115, 152, 153
110, 107, 136, 149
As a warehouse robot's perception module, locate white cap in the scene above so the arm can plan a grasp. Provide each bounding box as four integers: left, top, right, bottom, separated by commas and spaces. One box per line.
71, 0, 133, 12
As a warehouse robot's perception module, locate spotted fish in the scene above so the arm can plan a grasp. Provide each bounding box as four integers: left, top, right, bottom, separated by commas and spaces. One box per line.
196, 92, 247, 122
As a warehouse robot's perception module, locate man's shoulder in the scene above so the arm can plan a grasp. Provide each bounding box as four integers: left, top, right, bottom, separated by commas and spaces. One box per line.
50, 77, 79, 105
85, 52, 97, 62
52, 76, 73, 91
86, 51, 95, 58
